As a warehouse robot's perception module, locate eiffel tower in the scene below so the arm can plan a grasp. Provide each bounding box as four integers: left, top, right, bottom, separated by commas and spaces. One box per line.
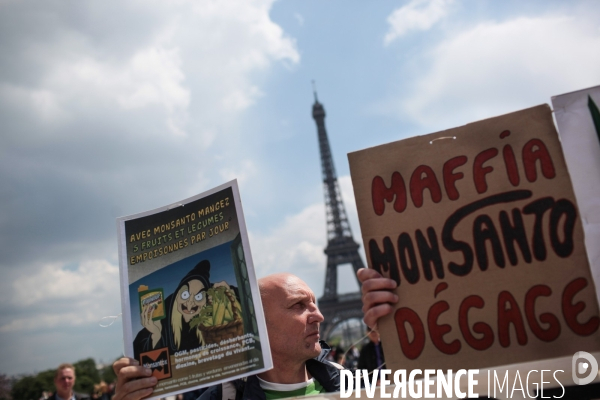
311, 88, 366, 340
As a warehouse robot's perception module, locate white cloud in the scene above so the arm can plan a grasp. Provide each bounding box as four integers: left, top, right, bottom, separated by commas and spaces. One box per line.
249, 175, 365, 297
0, 84, 68, 123
389, 15, 600, 130
3, 260, 120, 333
0, 43, 191, 136
29, 89, 68, 122
250, 201, 326, 278
62, 46, 191, 136
221, 86, 264, 112
219, 159, 259, 185
338, 175, 360, 237
0, 0, 300, 267
117, 47, 189, 109
0, 0, 300, 374
384, 0, 453, 45
0, 0, 299, 138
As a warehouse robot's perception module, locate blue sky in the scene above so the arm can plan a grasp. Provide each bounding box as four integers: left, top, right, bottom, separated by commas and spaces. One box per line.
1, 0, 599, 376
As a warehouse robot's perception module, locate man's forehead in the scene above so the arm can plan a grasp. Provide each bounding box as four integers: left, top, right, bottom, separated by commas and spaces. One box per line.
283, 280, 315, 300
261, 274, 315, 300
58, 368, 75, 377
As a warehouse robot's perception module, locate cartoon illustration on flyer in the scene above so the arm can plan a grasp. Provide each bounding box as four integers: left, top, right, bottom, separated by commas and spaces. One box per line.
133, 258, 243, 357
117, 181, 271, 399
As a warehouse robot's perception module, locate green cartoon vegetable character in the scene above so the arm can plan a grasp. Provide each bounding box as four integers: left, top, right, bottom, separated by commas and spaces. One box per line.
189, 286, 242, 330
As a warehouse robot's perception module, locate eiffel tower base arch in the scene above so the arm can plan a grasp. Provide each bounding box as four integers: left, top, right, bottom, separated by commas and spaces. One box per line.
319, 295, 365, 340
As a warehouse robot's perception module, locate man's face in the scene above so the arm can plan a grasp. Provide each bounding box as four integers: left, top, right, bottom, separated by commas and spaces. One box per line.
175, 279, 207, 322
263, 276, 325, 363
54, 368, 75, 395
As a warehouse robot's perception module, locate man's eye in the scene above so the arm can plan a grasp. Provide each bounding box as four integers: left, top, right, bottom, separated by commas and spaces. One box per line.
181, 290, 190, 300
194, 292, 204, 301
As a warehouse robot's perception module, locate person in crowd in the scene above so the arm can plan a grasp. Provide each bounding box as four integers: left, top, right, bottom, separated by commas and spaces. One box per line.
98, 382, 111, 400
356, 268, 397, 388
334, 348, 346, 368
48, 363, 90, 400
357, 328, 385, 374
344, 346, 360, 370
181, 388, 204, 400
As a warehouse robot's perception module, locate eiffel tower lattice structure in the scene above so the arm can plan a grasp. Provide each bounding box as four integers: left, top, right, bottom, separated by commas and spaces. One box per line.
311, 90, 367, 339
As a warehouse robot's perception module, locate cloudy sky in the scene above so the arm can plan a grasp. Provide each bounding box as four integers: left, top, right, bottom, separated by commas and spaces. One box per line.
1, 0, 599, 376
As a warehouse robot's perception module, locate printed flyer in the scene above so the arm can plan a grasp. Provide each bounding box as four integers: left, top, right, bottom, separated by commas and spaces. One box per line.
117, 180, 272, 399
348, 104, 600, 372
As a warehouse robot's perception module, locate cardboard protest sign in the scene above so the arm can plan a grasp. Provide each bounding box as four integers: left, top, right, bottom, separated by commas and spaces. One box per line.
117, 180, 271, 399
348, 105, 600, 371
552, 86, 600, 305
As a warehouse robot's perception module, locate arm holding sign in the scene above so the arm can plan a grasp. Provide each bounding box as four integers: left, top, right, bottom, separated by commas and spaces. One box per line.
357, 268, 398, 329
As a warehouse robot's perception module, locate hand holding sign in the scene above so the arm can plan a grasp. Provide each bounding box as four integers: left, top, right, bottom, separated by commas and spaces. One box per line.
357, 268, 398, 329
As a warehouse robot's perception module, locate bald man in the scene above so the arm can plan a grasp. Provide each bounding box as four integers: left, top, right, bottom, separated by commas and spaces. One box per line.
112, 273, 347, 400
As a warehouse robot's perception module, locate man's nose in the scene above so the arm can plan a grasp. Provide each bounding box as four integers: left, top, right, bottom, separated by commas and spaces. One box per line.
308, 304, 325, 324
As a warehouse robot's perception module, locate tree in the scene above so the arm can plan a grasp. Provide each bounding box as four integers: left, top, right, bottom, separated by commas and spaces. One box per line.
10, 375, 45, 400
34, 370, 54, 394
100, 362, 116, 384
73, 358, 100, 395
0, 374, 12, 400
